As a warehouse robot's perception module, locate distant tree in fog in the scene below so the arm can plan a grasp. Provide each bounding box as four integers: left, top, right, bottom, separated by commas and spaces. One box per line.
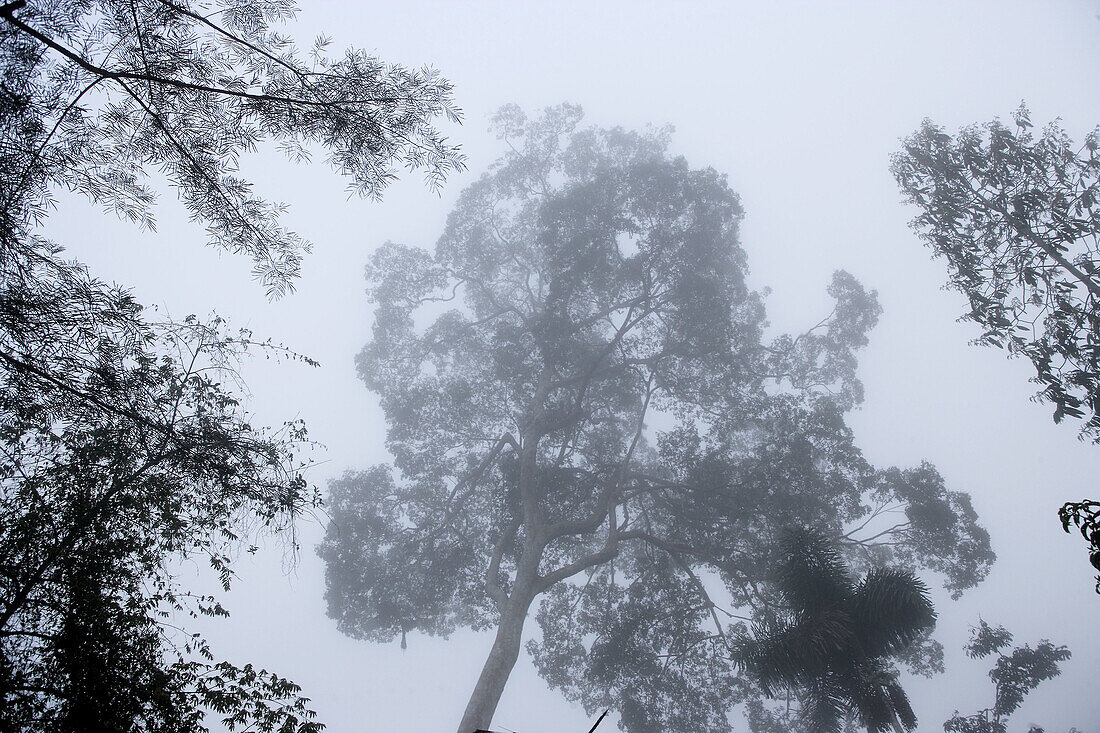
943, 620, 1071, 733
892, 106, 1100, 592
321, 105, 994, 733
0, 0, 464, 729
737, 528, 935, 733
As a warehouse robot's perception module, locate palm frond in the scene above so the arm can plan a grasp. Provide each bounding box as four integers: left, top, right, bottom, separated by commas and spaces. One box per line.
885, 678, 917, 731
738, 609, 857, 694
736, 615, 813, 694
777, 527, 854, 614
848, 663, 900, 733
851, 568, 935, 657
799, 674, 847, 733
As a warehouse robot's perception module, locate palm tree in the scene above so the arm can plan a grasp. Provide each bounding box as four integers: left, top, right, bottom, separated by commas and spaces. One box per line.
737, 528, 936, 733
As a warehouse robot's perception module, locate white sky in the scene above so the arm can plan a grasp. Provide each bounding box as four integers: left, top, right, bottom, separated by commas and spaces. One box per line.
51, 1, 1100, 731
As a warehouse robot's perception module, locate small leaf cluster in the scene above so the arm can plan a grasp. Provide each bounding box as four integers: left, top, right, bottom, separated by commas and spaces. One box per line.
1057, 499, 1100, 590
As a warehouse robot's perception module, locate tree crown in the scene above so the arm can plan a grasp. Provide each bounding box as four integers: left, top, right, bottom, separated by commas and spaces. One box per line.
322, 105, 994, 733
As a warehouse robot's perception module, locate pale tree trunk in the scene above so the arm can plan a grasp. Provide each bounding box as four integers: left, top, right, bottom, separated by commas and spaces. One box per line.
455, 542, 542, 733
455, 592, 534, 733
457, 400, 550, 733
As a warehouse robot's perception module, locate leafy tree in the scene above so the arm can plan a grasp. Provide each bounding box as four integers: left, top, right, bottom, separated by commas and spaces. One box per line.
736, 528, 935, 733
0, 291, 323, 731
0, 0, 464, 729
943, 620, 1071, 733
320, 105, 994, 733
891, 106, 1100, 589
1, 0, 464, 297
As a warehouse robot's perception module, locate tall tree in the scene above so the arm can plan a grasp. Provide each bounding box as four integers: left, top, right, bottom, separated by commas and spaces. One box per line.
320, 105, 994, 733
736, 528, 935, 733
943, 620, 1071, 733
891, 106, 1100, 591
0, 0, 464, 729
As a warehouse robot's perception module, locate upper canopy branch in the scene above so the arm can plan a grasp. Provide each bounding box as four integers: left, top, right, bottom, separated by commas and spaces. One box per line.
1, 5, 413, 109
409, 433, 519, 549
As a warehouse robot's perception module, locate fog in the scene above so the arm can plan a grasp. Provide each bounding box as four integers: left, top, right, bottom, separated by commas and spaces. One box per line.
30, 1, 1100, 732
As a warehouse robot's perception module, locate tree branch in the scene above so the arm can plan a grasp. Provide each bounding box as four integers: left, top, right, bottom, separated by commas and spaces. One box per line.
0, 8, 406, 109
485, 518, 520, 608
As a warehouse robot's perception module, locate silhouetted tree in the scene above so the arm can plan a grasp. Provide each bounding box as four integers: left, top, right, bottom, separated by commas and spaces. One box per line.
320, 105, 994, 733
0, 301, 323, 732
943, 620, 1071, 733
0, 0, 465, 729
892, 106, 1100, 590
736, 528, 935, 733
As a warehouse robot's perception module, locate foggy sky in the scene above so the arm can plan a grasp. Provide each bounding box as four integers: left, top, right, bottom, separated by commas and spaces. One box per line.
48, 1, 1100, 731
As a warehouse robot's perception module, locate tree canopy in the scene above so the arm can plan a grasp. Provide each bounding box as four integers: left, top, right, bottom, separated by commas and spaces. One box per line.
320, 105, 994, 733
0, 272, 324, 731
891, 106, 1100, 590
0, 1, 465, 729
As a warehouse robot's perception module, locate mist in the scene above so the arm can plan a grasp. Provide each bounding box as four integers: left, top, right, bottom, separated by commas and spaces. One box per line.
4, 1, 1099, 732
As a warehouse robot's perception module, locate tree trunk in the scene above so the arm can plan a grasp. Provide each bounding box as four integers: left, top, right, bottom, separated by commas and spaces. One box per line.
455, 542, 542, 733
457, 416, 546, 733
455, 593, 532, 733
